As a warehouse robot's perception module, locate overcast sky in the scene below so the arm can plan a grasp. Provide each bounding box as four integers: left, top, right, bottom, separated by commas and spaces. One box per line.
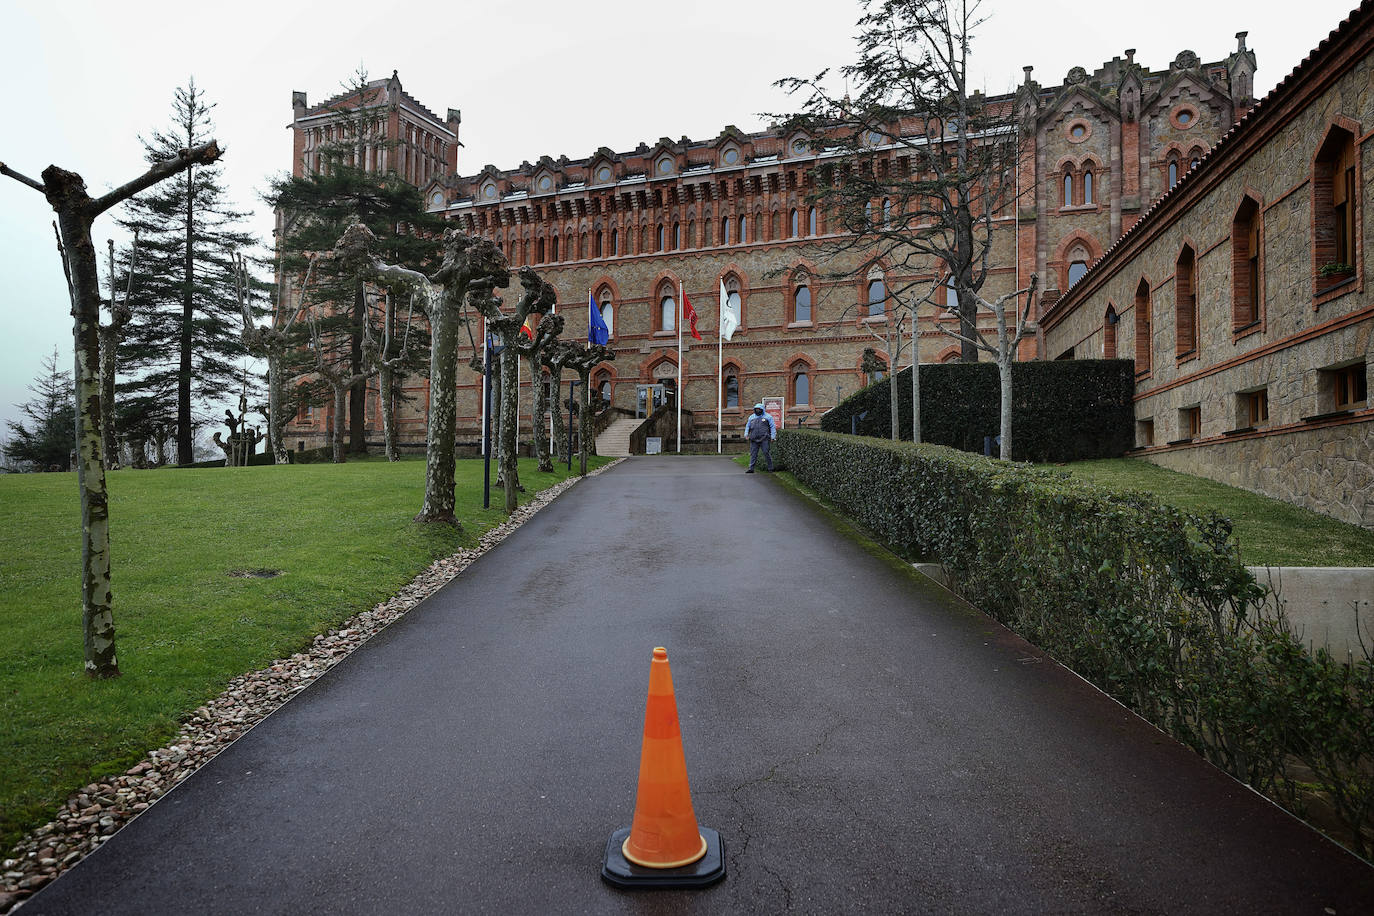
0, 0, 1359, 437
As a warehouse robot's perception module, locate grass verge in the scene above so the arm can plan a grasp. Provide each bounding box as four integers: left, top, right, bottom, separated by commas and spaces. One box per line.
1050, 458, 1374, 567
0, 456, 607, 850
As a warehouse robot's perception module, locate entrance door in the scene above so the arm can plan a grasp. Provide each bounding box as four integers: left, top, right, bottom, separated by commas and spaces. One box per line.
635, 384, 666, 418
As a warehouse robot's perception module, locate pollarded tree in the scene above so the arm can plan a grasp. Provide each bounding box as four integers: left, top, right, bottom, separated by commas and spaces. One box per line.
116, 81, 261, 465
335, 222, 509, 523
3, 139, 223, 678
467, 268, 557, 511
563, 344, 616, 476
238, 252, 312, 464
541, 340, 582, 468
268, 71, 444, 457
3, 347, 76, 472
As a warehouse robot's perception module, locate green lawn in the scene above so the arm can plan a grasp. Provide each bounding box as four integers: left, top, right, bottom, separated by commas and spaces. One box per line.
1051, 458, 1374, 567
0, 456, 607, 849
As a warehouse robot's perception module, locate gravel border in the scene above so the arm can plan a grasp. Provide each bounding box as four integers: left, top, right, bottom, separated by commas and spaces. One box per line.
0, 459, 625, 913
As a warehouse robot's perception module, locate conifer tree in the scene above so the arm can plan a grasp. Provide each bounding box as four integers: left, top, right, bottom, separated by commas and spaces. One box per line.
268, 71, 444, 456
116, 80, 262, 466
3, 347, 76, 471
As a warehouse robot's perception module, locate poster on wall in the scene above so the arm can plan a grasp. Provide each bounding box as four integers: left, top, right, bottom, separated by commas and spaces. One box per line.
762, 397, 784, 432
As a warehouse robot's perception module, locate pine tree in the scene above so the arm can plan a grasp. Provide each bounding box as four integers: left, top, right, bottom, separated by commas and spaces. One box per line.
268, 70, 443, 456
3, 347, 76, 471
116, 80, 262, 466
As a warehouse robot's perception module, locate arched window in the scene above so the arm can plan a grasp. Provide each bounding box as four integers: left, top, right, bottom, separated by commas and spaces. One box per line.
1103, 305, 1118, 359
1083, 170, 1094, 205
739, 215, 748, 244
753, 213, 763, 242
659, 289, 676, 332
790, 209, 799, 237
794, 282, 812, 323
1232, 197, 1261, 328
551, 236, 559, 261
594, 231, 603, 258
1168, 159, 1179, 189
611, 228, 619, 256
724, 372, 740, 409
1135, 278, 1152, 377
1175, 245, 1197, 357
792, 363, 811, 406
808, 207, 817, 235
1314, 125, 1358, 292
1063, 171, 1074, 206
772, 211, 782, 239
673, 223, 681, 249
867, 273, 886, 318
598, 291, 615, 339
864, 200, 873, 226
882, 198, 892, 226
945, 274, 958, 311
657, 225, 665, 252
1067, 244, 1090, 288
724, 276, 743, 330
536, 238, 545, 263
687, 221, 696, 248
721, 217, 731, 245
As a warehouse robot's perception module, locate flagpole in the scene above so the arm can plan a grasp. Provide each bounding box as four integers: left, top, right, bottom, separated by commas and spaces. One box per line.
717, 320, 723, 454
676, 280, 683, 453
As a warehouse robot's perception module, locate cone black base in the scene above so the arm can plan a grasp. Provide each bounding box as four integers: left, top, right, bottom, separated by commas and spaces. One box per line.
600, 826, 726, 888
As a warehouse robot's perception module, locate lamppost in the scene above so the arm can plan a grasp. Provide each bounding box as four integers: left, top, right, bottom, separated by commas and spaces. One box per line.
566, 378, 582, 471
483, 335, 504, 509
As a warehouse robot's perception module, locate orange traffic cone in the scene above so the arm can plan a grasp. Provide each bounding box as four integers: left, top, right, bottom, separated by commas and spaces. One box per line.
601, 647, 725, 888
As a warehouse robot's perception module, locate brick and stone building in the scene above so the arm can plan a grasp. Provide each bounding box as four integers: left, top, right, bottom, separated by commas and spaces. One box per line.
282, 39, 1259, 453
1041, 2, 1373, 526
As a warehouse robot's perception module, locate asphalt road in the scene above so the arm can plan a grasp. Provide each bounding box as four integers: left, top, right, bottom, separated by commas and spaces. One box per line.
24, 457, 1374, 914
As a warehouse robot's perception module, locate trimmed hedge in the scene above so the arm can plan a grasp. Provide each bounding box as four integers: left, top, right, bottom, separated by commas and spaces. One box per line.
820, 359, 1135, 462
778, 429, 1374, 859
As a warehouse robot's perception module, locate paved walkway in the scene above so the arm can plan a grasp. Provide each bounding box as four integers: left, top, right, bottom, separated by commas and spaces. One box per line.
24, 457, 1374, 913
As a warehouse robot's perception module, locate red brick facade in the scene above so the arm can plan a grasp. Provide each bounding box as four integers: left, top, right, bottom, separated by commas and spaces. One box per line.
282, 41, 1256, 450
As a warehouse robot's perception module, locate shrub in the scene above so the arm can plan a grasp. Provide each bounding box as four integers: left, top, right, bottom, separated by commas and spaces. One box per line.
820, 359, 1135, 462
777, 429, 1374, 859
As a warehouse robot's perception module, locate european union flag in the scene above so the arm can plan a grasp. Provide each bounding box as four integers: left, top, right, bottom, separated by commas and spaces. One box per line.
588, 291, 610, 345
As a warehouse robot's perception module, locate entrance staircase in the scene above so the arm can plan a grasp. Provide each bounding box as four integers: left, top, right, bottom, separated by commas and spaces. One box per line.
596, 417, 641, 457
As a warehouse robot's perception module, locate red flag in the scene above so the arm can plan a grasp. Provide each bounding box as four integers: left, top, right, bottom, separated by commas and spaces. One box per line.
682, 290, 702, 340
520, 313, 537, 340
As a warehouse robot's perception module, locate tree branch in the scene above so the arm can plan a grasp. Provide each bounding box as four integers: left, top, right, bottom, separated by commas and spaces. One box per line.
1, 161, 46, 193
88, 140, 222, 216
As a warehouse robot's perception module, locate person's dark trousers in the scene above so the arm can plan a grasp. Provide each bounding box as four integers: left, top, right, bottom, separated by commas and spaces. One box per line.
747, 438, 773, 471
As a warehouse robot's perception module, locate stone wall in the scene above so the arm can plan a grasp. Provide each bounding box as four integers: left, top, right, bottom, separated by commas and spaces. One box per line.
1040, 7, 1374, 527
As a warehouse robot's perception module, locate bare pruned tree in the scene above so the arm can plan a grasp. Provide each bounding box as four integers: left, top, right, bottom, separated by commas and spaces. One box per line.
466, 268, 556, 512
335, 222, 509, 524
3, 140, 223, 678
307, 301, 379, 464
563, 344, 617, 476
238, 251, 310, 464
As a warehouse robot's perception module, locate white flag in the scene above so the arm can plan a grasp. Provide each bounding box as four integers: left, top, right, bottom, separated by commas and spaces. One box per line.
719, 280, 739, 342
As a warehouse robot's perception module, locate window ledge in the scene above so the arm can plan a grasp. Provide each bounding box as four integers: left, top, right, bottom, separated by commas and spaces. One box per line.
652, 329, 676, 338
1166, 437, 1196, 446
861, 315, 888, 324
1314, 272, 1358, 307
1057, 203, 1100, 214
1300, 409, 1355, 423
1222, 426, 1257, 437
787, 320, 814, 330
1232, 320, 1262, 340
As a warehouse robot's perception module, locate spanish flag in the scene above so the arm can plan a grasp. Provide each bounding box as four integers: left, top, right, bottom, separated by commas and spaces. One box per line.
520, 313, 537, 340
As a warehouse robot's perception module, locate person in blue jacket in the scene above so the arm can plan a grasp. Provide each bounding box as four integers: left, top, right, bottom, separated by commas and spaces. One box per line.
744, 403, 775, 473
